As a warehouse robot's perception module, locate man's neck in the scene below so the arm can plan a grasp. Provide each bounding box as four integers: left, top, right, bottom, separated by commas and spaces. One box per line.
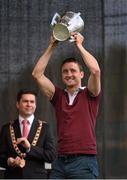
19, 114, 34, 120
66, 86, 80, 95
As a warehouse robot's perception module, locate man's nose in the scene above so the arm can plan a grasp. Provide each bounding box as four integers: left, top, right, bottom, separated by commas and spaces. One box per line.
27, 102, 31, 106
67, 70, 72, 76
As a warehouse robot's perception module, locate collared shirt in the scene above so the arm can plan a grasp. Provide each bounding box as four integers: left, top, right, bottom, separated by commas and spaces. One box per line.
19, 114, 34, 136
65, 86, 86, 105
51, 86, 101, 155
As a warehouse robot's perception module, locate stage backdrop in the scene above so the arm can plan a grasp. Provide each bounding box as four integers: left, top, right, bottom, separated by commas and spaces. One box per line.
0, 0, 127, 178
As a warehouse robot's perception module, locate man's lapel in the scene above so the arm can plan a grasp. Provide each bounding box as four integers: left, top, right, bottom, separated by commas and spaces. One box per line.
27, 119, 38, 143
13, 119, 22, 138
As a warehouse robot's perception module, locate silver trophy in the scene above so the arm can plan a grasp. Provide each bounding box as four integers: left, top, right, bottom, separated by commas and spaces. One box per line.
51, 11, 84, 42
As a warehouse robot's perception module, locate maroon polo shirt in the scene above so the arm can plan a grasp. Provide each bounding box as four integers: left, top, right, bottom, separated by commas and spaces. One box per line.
50, 86, 101, 155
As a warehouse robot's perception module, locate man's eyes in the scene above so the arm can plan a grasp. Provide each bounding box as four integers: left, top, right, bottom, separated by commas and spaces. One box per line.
63, 69, 76, 73
23, 101, 35, 103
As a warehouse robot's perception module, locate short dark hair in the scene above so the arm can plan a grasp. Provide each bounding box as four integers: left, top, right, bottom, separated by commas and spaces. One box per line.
16, 89, 37, 102
61, 58, 83, 72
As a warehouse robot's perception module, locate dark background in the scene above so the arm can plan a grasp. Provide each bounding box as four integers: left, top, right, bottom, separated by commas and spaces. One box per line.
0, 0, 127, 178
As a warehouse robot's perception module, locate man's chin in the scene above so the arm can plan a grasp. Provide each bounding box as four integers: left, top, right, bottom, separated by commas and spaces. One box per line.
66, 84, 75, 88
25, 113, 33, 117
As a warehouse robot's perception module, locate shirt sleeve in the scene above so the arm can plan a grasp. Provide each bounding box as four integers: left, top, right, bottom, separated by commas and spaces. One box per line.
50, 86, 61, 106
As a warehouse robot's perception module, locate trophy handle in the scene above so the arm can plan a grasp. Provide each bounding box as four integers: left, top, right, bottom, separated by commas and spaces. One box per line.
50, 12, 61, 27
69, 35, 75, 42
68, 12, 81, 25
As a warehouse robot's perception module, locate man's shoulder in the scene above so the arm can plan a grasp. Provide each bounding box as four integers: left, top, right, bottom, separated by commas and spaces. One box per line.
37, 119, 49, 128
55, 86, 63, 91
1, 120, 15, 127
0, 121, 13, 133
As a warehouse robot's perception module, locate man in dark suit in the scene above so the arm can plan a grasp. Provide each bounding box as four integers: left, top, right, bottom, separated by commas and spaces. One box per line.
0, 89, 56, 179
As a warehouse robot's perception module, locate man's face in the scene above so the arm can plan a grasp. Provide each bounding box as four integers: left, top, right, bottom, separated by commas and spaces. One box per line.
61, 62, 84, 88
16, 94, 36, 118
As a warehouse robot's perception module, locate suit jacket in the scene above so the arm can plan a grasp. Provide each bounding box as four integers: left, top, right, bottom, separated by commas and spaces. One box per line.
0, 118, 56, 179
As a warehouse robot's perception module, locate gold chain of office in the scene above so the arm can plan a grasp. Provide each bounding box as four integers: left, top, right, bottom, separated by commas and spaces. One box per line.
9, 120, 43, 158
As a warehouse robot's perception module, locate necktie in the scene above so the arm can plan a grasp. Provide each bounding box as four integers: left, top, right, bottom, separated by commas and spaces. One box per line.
22, 119, 29, 138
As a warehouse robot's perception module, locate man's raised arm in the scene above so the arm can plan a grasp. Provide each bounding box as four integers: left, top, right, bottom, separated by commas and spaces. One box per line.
72, 32, 101, 97
32, 36, 58, 99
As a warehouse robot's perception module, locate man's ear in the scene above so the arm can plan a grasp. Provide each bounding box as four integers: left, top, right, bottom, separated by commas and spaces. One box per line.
81, 71, 84, 79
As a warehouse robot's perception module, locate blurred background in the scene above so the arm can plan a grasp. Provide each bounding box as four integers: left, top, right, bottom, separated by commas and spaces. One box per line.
0, 0, 127, 178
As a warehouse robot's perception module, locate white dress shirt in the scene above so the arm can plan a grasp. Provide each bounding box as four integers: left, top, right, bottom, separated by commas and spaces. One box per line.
19, 114, 34, 136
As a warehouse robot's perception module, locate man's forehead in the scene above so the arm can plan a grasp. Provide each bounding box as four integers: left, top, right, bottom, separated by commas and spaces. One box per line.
21, 94, 36, 99
62, 62, 78, 68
